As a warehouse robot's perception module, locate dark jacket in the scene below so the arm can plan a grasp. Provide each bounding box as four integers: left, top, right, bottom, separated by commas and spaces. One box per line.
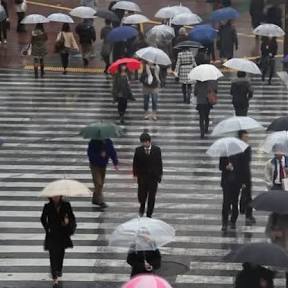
88, 139, 118, 167
75, 22, 96, 45
230, 78, 253, 108
194, 80, 217, 105
218, 22, 238, 59
133, 145, 163, 181
112, 73, 133, 101
238, 146, 252, 185
1, 1, 8, 19
249, 0, 264, 28
219, 155, 242, 187
40, 200, 76, 250
266, 5, 282, 28
261, 38, 278, 58
127, 250, 161, 278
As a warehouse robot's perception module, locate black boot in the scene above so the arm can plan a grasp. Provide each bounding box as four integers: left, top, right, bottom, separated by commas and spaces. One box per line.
34, 66, 38, 79
40, 65, 45, 78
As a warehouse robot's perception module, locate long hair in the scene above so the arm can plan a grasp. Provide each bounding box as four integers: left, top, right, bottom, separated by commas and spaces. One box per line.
62, 23, 70, 32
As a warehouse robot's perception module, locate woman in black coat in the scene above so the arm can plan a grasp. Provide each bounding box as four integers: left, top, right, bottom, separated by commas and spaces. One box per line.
41, 196, 76, 288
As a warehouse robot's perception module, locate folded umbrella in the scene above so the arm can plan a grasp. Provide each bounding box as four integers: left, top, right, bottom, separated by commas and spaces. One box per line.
223, 58, 262, 75
210, 7, 240, 22
94, 9, 120, 22
122, 275, 173, 288
40, 179, 91, 197
136, 47, 171, 66
69, 6, 96, 19
212, 116, 264, 136
80, 122, 124, 140
111, 1, 141, 12
260, 131, 288, 154
108, 58, 141, 74
225, 242, 288, 267
174, 40, 203, 50
122, 14, 149, 25
189, 24, 217, 44
48, 13, 74, 23
253, 23, 285, 38
107, 26, 138, 43
21, 14, 50, 24
171, 12, 202, 26
188, 64, 223, 82
207, 137, 248, 157
267, 116, 288, 132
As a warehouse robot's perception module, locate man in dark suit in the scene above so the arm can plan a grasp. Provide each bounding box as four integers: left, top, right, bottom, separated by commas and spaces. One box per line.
133, 133, 163, 218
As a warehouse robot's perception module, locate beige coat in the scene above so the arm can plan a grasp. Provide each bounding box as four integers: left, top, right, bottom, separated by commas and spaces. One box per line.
56, 32, 79, 51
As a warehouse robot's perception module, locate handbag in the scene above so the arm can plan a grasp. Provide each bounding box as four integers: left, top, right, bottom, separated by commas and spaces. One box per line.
21, 43, 31, 56
207, 87, 218, 105
54, 32, 65, 53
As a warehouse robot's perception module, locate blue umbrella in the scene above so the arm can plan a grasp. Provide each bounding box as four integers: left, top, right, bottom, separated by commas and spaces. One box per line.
107, 26, 138, 43
189, 24, 217, 44
209, 7, 240, 22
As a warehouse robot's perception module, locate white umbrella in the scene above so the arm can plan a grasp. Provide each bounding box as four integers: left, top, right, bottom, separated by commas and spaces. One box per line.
171, 5, 192, 15
260, 131, 288, 154
189, 64, 223, 82
146, 24, 175, 45
136, 47, 171, 66
111, 1, 141, 12
69, 6, 96, 19
207, 137, 248, 157
253, 23, 285, 37
122, 14, 149, 24
155, 7, 175, 19
48, 13, 74, 23
39, 179, 91, 197
171, 13, 202, 26
212, 116, 264, 136
21, 14, 50, 24
109, 217, 175, 251
223, 58, 262, 75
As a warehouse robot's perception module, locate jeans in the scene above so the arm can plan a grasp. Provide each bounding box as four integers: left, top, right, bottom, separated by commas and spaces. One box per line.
261, 56, 275, 83
144, 92, 158, 112
181, 84, 192, 103
60, 52, 69, 69
49, 246, 65, 280
118, 97, 127, 116
90, 165, 106, 204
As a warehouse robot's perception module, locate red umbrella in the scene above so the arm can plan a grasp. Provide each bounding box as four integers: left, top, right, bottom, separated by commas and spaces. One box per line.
108, 58, 141, 74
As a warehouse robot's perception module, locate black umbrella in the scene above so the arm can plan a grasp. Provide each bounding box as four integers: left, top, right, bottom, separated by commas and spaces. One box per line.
174, 40, 203, 50
251, 191, 288, 214
225, 242, 288, 267
267, 116, 288, 132
95, 9, 120, 22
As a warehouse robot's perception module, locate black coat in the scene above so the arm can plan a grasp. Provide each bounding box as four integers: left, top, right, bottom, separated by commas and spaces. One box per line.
230, 79, 253, 108
75, 22, 96, 45
112, 73, 133, 101
133, 145, 163, 181
238, 146, 252, 185
40, 200, 76, 250
219, 155, 242, 187
266, 5, 282, 28
127, 250, 161, 277
261, 38, 278, 58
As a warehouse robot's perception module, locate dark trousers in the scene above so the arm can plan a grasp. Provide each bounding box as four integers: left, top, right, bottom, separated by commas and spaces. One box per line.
222, 182, 241, 225
138, 176, 158, 217
118, 97, 127, 116
0, 21, 7, 41
60, 52, 69, 70
181, 84, 192, 103
49, 246, 65, 279
33, 58, 44, 78
103, 55, 110, 74
234, 106, 248, 116
261, 57, 275, 83
197, 104, 211, 138
90, 165, 106, 204
241, 183, 253, 218
16, 12, 25, 32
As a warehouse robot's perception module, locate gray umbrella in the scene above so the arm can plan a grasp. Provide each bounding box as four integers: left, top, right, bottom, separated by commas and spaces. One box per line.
225, 242, 288, 267
251, 191, 288, 214
0, 5, 7, 22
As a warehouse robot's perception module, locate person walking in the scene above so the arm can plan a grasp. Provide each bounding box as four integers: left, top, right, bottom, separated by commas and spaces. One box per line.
230, 71, 253, 116
88, 138, 118, 208
0, 0, 8, 44
217, 20, 238, 61
133, 133, 163, 218
140, 62, 161, 121
194, 80, 217, 138
172, 27, 189, 69
75, 19, 96, 67
112, 64, 135, 124
100, 19, 113, 75
249, 0, 264, 30
174, 48, 197, 104
56, 23, 79, 75
31, 23, 48, 79
41, 196, 76, 288
261, 37, 277, 85
15, 0, 27, 33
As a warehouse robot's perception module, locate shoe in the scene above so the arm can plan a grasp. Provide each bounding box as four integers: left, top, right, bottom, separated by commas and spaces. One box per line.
230, 222, 236, 230
221, 225, 228, 232
144, 113, 149, 120
120, 116, 124, 124
152, 113, 157, 121
99, 202, 108, 208
245, 216, 256, 226
139, 212, 144, 217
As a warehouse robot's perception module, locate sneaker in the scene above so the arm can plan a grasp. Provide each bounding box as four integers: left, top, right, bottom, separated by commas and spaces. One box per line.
99, 202, 108, 208
230, 222, 236, 230
245, 216, 256, 226
144, 113, 149, 120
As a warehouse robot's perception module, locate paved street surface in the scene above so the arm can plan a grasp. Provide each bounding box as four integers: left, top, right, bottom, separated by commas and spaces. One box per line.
0, 69, 287, 287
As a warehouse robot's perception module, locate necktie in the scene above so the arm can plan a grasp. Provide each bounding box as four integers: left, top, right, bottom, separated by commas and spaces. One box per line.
279, 159, 285, 180
145, 148, 150, 155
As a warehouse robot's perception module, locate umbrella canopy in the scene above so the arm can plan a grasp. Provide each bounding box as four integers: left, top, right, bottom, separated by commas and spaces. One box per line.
226, 242, 288, 267
48, 13, 74, 23
109, 217, 175, 251
267, 116, 288, 132
136, 47, 171, 66
223, 58, 262, 75
108, 58, 141, 74
171, 12, 202, 26
107, 26, 138, 43
122, 14, 149, 25
155, 7, 175, 19
80, 122, 124, 140
253, 23, 285, 38
94, 9, 119, 22
188, 64, 223, 82
189, 24, 217, 44
210, 7, 240, 22
69, 6, 96, 19
171, 5, 192, 15
0, 5, 7, 22
251, 191, 288, 214
122, 275, 173, 288
174, 40, 203, 50
21, 14, 50, 24
212, 116, 264, 136
111, 1, 141, 12
260, 131, 288, 154
40, 179, 91, 197
207, 137, 248, 157
146, 24, 175, 45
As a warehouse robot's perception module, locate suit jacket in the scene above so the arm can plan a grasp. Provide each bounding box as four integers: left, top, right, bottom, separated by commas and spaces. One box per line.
219, 155, 242, 187
133, 145, 163, 181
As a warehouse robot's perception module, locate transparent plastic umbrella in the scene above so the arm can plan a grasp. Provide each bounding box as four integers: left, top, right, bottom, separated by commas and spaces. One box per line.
223, 58, 261, 75
122, 14, 149, 25
260, 131, 288, 154
21, 14, 50, 24
69, 6, 96, 19
212, 116, 264, 136
146, 25, 175, 46
207, 137, 248, 157
155, 5, 192, 19
171, 13, 202, 26
48, 13, 74, 23
253, 23, 285, 37
111, 1, 141, 12
136, 47, 171, 66
189, 64, 223, 82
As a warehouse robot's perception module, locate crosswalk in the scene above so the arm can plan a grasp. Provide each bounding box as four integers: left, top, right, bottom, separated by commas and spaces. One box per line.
0, 68, 287, 287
